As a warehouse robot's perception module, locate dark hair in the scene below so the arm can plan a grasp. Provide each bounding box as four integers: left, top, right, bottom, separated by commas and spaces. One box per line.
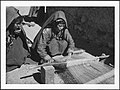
55, 18, 66, 25
7, 16, 23, 35
51, 18, 67, 35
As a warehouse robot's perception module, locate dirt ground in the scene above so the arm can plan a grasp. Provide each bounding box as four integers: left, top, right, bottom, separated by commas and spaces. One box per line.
6, 58, 64, 84
6, 52, 114, 84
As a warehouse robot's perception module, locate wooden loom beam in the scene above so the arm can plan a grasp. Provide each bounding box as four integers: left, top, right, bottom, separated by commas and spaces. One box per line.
66, 58, 98, 67
29, 51, 109, 69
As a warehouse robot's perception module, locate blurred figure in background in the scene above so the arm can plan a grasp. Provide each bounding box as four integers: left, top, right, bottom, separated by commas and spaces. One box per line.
6, 7, 34, 72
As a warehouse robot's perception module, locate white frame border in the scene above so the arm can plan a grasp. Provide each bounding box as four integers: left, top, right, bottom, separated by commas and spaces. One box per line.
1, 1, 119, 89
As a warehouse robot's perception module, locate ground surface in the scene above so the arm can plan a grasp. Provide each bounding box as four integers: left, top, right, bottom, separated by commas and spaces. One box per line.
6, 52, 114, 84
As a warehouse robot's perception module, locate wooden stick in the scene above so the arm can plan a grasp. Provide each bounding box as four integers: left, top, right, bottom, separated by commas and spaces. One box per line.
29, 62, 67, 69
29, 54, 110, 70
67, 58, 97, 67
85, 69, 114, 84
29, 57, 97, 70
62, 54, 110, 67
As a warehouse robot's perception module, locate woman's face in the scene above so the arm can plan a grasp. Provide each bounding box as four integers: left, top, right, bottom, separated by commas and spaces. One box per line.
14, 19, 22, 34
57, 23, 65, 31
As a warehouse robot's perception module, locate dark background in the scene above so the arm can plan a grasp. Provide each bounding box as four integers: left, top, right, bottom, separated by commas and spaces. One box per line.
45, 7, 114, 65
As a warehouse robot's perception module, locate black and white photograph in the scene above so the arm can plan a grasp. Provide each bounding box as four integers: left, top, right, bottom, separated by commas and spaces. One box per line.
1, 1, 119, 89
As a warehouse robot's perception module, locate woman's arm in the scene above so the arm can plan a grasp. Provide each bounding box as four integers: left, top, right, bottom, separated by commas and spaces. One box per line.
64, 29, 75, 50
37, 28, 54, 62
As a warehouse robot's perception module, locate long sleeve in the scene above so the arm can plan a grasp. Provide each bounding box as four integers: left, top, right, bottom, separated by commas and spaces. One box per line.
37, 28, 52, 59
64, 29, 75, 50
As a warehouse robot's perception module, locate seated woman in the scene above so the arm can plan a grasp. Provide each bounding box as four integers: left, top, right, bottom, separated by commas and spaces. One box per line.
6, 7, 32, 72
31, 11, 76, 64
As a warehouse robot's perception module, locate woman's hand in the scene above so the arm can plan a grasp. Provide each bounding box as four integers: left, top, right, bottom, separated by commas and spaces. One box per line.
48, 58, 55, 63
67, 48, 74, 55
67, 48, 85, 55
44, 55, 54, 63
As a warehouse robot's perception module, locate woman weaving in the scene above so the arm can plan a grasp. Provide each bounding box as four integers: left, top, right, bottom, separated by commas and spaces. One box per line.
31, 11, 76, 64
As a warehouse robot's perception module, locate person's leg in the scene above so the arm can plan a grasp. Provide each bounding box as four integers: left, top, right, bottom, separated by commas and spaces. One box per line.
6, 37, 27, 72
48, 38, 61, 56
58, 40, 68, 55
48, 39, 68, 57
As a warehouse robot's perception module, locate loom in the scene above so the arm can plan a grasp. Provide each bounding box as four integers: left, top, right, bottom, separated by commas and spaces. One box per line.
31, 50, 114, 84
53, 51, 113, 84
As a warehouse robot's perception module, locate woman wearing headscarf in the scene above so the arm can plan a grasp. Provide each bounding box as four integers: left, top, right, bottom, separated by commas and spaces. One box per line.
31, 11, 75, 64
6, 7, 31, 72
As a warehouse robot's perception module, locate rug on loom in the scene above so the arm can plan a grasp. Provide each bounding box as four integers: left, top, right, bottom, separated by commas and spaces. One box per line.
56, 60, 113, 84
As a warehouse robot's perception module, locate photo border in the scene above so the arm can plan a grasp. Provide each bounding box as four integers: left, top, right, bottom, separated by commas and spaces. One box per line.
1, 1, 119, 89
